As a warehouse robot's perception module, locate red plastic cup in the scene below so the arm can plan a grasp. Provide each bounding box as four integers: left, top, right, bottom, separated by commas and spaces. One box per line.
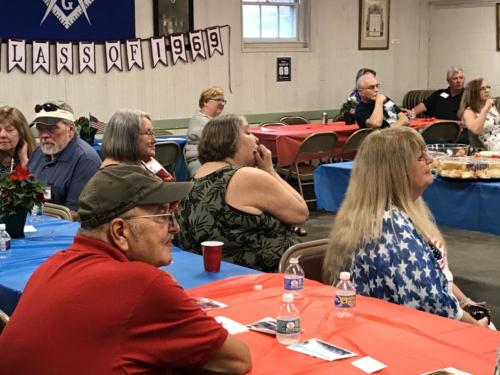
201, 241, 223, 272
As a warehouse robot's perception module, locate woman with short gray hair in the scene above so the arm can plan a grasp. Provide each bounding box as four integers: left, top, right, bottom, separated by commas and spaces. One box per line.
101, 109, 156, 166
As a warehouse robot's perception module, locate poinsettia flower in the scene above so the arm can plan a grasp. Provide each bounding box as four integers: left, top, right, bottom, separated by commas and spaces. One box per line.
9, 166, 31, 181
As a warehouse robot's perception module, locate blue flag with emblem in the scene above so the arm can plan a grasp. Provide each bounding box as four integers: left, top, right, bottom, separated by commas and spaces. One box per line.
0, 0, 135, 42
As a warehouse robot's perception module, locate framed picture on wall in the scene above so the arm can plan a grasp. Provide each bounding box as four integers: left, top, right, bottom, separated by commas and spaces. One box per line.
497, 3, 500, 51
358, 0, 390, 50
153, 0, 193, 36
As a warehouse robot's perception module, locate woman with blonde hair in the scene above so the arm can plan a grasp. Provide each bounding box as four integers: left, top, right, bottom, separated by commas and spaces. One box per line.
322, 127, 488, 327
185, 86, 226, 178
458, 78, 500, 150
0, 106, 36, 175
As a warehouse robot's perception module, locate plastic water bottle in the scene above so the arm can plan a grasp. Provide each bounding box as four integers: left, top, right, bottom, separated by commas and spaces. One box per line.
30, 202, 44, 223
284, 257, 304, 298
334, 271, 356, 318
276, 293, 301, 345
0, 224, 12, 260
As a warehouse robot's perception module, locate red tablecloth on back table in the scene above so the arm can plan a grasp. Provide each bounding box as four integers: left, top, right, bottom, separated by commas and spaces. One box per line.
188, 273, 500, 375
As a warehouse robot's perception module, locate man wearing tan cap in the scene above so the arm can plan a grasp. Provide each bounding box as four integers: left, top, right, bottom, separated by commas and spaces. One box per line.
28, 100, 101, 215
0, 165, 252, 375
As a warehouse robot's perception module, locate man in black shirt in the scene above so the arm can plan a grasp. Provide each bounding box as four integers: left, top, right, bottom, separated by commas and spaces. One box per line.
355, 73, 409, 129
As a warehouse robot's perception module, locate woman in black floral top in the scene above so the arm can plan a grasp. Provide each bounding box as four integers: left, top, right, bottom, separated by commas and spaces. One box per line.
176, 114, 308, 272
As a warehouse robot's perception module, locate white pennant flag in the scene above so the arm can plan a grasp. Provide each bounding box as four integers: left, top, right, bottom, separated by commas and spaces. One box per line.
8, 39, 26, 73
189, 30, 206, 61
125, 39, 144, 71
105, 41, 123, 72
78, 42, 96, 73
32, 41, 50, 74
169, 34, 187, 65
150, 37, 168, 68
206, 27, 223, 57
56, 42, 73, 74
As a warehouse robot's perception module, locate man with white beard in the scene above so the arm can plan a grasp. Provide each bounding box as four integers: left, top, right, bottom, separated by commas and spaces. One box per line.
28, 100, 100, 218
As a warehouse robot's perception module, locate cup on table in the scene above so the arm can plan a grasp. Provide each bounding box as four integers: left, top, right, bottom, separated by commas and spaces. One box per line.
201, 241, 223, 272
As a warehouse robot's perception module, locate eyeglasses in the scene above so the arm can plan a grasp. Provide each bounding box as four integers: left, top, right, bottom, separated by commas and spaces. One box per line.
139, 130, 155, 137
480, 85, 491, 91
34, 103, 61, 113
360, 84, 380, 91
210, 98, 227, 104
123, 212, 176, 225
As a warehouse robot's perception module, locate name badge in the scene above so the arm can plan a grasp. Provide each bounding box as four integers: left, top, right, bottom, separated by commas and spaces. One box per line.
44, 186, 51, 200
384, 100, 395, 108
440, 92, 449, 99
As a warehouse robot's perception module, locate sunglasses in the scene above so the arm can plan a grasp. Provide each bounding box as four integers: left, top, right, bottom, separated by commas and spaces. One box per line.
34, 103, 61, 113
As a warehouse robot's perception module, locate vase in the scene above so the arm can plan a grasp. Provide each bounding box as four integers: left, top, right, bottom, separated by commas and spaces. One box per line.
343, 112, 356, 125
1, 208, 28, 239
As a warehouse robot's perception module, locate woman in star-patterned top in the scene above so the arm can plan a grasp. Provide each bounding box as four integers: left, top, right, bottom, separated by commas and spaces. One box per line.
322, 127, 488, 328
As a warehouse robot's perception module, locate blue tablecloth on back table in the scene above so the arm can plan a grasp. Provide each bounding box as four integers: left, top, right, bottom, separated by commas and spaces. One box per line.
93, 136, 189, 181
0, 216, 259, 315
314, 161, 500, 235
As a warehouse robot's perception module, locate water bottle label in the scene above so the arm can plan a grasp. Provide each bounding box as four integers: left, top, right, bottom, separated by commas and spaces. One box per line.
284, 277, 304, 291
334, 294, 356, 308
0, 239, 10, 251
276, 318, 300, 334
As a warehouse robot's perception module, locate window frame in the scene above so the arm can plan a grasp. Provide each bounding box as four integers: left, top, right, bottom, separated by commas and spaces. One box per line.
241, 0, 310, 52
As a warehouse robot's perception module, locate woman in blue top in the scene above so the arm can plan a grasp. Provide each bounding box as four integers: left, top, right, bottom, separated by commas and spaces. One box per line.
322, 127, 488, 327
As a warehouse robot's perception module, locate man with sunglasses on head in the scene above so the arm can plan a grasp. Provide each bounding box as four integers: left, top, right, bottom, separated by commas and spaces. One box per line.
0, 165, 252, 375
28, 100, 101, 218
355, 73, 409, 129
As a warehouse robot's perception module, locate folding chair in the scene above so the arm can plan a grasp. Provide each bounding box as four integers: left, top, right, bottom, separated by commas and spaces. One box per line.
420, 121, 461, 144
276, 132, 338, 203
154, 129, 173, 136
279, 116, 310, 125
340, 128, 374, 161
278, 239, 329, 283
0, 308, 10, 335
43, 202, 73, 221
155, 142, 181, 177
260, 121, 286, 128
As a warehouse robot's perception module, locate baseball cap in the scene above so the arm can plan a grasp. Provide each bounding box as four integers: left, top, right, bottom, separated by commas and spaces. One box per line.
78, 165, 193, 228
30, 100, 75, 127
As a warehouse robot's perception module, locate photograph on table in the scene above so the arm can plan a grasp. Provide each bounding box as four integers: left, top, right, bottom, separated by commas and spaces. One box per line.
358, 0, 390, 50
153, 0, 193, 36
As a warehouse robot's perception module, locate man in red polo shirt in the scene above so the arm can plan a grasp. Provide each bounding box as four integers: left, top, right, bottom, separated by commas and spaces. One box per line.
0, 165, 251, 375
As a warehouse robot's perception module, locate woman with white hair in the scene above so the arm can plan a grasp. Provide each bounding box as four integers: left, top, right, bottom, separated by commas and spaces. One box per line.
322, 127, 489, 327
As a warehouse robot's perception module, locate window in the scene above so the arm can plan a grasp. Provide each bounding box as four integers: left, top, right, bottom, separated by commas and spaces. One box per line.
242, 0, 310, 50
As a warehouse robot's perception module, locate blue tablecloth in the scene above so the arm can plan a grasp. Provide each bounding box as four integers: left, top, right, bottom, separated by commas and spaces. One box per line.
314, 162, 500, 235
0, 216, 259, 315
93, 136, 189, 181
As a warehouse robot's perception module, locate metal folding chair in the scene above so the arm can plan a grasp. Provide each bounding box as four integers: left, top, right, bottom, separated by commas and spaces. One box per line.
155, 142, 181, 177
420, 121, 461, 144
278, 239, 329, 284
279, 116, 310, 125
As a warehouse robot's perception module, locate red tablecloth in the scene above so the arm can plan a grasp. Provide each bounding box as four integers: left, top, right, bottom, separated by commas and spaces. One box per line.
188, 274, 500, 375
250, 122, 359, 166
250, 119, 457, 166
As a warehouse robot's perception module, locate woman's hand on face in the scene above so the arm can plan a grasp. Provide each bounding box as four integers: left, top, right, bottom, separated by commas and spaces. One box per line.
17, 141, 29, 166
484, 98, 496, 111
254, 144, 274, 174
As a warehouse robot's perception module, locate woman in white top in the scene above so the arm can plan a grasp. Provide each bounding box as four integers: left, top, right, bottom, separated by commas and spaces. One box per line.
459, 78, 500, 151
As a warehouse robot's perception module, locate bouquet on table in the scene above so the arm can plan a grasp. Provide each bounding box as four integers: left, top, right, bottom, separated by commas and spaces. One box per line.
339, 96, 357, 125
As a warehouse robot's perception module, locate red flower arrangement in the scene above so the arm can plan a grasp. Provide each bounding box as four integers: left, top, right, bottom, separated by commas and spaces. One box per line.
0, 166, 46, 218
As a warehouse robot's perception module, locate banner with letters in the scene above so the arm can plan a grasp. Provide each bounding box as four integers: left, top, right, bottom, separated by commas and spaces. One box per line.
0, 0, 135, 42
0, 26, 225, 74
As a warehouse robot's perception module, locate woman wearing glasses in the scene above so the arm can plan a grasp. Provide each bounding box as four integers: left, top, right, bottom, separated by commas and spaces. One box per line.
322, 127, 489, 327
459, 78, 500, 151
0, 106, 36, 175
185, 86, 226, 179
101, 109, 158, 168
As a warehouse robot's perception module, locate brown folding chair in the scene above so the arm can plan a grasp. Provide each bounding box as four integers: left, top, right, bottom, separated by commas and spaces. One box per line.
420, 121, 461, 144
155, 142, 181, 177
278, 239, 329, 284
340, 128, 375, 161
154, 129, 174, 136
43, 203, 73, 221
0, 308, 10, 335
279, 116, 310, 125
276, 132, 338, 203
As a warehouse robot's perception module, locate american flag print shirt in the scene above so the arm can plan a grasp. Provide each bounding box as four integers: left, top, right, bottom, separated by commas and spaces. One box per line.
351, 207, 462, 319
